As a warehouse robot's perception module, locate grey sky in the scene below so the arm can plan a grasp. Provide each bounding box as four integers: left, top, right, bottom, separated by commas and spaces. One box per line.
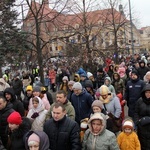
126, 0, 150, 28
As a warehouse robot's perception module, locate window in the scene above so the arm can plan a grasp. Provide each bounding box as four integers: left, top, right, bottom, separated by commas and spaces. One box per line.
75, 24, 79, 29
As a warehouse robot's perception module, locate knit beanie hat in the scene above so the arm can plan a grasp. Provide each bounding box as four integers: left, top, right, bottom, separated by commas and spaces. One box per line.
26, 85, 33, 91
123, 120, 134, 130
92, 100, 103, 109
87, 72, 93, 78
131, 69, 139, 77
62, 76, 69, 81
68, 80, 75, 86
7, 111, 22, 125
33, 86, 41, 92
85, 80, 93, 88
72, 82, 82, 90
99, 85, 111, 95
28, 133, 40, 144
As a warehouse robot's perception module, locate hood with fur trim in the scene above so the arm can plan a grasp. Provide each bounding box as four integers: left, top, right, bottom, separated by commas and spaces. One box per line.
88, 113, 106, 135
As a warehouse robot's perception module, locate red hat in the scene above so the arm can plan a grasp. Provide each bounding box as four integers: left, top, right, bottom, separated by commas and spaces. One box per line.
7, 111, 22, 125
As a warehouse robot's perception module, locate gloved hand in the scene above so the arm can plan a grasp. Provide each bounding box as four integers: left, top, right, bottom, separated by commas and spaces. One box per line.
31, 112, 39, 119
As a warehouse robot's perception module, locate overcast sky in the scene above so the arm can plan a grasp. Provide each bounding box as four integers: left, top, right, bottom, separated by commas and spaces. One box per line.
16, 0, 150, 29
123, 0, 150, 28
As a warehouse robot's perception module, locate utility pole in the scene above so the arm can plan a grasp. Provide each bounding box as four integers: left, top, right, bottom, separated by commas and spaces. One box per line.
129, 0, 134, 54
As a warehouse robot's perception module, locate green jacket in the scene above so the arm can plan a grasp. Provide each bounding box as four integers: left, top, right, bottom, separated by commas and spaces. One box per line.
46, 101, 75, 120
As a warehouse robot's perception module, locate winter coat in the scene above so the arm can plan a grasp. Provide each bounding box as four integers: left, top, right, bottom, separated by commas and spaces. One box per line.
82, 113, 119, 150
11, 78, 23, 95
46, 100, 75, 120
137, 61, 149, 80
124, 77, 145, 118
0, 137, 6, 150
104, 77, 116, 94
71, 89, 94, 124
100, 93, 122, 118
24, 130, 50, 150
134, 84, 150, 150
49, 69, 56, 84
7, 117, 31, 150
0, 103, 14, 148
44, 116, 81, 150
23, 92, 32, 111
96, 71, 108, 88
117, 131, 141, 150
0, 78, 10, 92
112, 72, 125, 95
4, 88, 25, 116
27, 97, 48, 131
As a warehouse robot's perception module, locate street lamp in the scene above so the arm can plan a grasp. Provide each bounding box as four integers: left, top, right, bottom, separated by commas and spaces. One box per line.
128, 0, 134, 54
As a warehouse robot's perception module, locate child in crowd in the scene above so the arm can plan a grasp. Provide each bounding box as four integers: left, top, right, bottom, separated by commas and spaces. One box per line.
25, 130, 50, 150
27, 96, 48, 131
117, 119, 141, 150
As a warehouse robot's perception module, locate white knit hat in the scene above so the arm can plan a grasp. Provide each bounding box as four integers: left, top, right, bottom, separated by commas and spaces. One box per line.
87, 72, 93, 78
123, 120, 134, 130
62, 76, 68, 81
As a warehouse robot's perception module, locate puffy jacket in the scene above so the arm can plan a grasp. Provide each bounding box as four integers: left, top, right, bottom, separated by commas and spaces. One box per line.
71, 89, 94, 124
7, 117, 31, 150
0, 102, 14, 148
82, 113, 119, 150
44, 116, 81, 150
134, 84, 150, 150
124, 78, 145, 118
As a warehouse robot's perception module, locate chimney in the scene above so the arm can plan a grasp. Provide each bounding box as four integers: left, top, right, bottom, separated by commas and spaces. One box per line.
43, 0, 49, 8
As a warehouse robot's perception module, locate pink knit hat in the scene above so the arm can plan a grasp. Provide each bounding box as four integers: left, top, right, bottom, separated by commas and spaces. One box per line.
28, 133, 40, 144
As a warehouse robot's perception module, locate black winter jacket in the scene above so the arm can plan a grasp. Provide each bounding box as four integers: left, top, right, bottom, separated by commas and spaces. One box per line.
7, 117, 31, 150
0, 102, 14, 148
4, 88, 25, 116
44, 116, 81, 150
124, 78, 145, 118
134, 84, 150, 150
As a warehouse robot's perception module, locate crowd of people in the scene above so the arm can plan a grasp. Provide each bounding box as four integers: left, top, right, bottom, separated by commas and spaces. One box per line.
0, 53, 150, 150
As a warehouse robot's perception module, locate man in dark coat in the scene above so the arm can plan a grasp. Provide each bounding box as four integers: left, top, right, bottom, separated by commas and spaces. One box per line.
44, 103, 81, 150
71, 82, 94, 124
4, 88, 25, 116
0, 96, 14, 148
10, 75, 23, 100
134, 84, 150, 150
124, 69, 145, 118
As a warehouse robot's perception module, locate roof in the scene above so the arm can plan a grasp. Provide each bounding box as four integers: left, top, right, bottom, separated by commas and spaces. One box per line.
24, 1, 129, 31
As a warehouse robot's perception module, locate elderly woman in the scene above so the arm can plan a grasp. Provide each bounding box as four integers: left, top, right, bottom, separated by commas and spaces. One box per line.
82, 113, 119, 150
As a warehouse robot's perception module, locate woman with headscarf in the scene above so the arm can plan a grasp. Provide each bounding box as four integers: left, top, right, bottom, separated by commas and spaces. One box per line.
27, 96, 48, 131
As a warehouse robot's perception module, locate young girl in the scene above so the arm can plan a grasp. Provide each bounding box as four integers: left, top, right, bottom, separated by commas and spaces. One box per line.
27, 96, 48, 131
117, 119, 141, 150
